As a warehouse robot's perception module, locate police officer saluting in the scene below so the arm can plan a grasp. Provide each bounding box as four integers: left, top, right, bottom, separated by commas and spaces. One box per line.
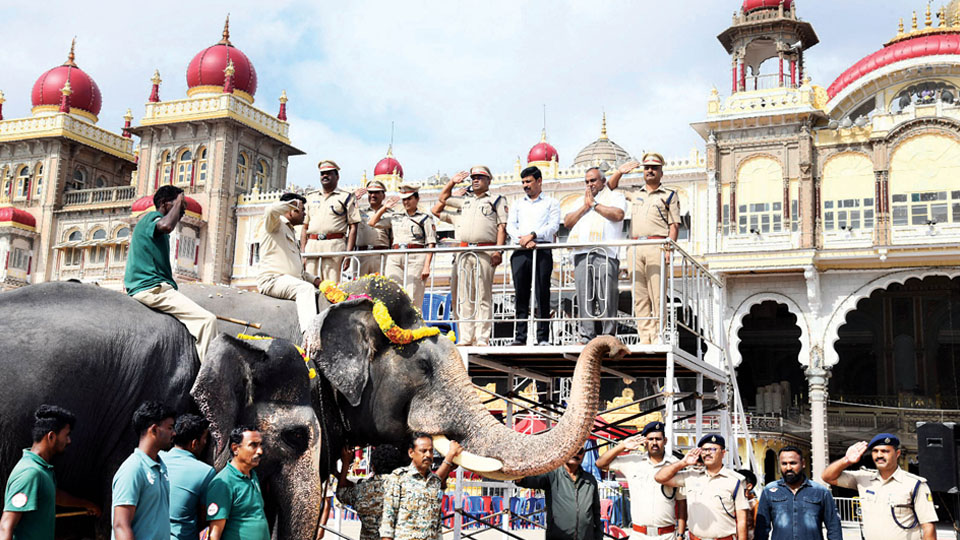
432, 166, 507, 346
301, 160, 360, 282
354, 180, 392, 277
822, 434, 938, 540
655, 434, 749, 540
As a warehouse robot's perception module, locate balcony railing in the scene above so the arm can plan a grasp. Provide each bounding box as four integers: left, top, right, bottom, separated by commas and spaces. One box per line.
62, 185, 137, 207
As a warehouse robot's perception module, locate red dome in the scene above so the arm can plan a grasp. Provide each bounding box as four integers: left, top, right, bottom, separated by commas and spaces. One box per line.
742, 0, 792, 13
0, 206, 37, 229
374, 155, 403, 178
827, 33, 960, 99
187, 43, 257, 98
31, 58, 102, 118
527, 141, 559, 163
131, 195, 203, 218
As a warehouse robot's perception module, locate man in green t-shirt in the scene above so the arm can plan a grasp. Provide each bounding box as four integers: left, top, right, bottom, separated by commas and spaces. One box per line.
159, 414, 216, 540
205, 426, 269, 540
124, 185, 217, 362
0, 405, 100, 540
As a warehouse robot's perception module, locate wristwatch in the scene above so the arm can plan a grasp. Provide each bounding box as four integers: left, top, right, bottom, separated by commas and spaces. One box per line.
591, 201, 599, 210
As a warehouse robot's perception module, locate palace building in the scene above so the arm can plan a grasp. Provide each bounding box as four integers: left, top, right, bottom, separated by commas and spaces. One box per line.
2, 1, 960, 479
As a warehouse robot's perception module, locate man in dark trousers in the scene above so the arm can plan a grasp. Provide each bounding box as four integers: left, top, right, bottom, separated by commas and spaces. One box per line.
515, 446, 602, 540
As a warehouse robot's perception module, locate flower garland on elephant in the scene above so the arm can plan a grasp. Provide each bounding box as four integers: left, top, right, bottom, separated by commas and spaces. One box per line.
318, 280, 455, 345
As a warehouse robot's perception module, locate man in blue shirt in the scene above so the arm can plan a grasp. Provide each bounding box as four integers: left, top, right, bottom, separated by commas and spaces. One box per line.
160, 414, 216, 540
506, 165, 561, 346
112, 401, 176, 540
755, 446, 842, 540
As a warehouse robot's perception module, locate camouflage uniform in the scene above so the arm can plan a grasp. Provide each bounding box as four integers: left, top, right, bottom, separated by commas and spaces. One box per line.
337, 475, 388, 540
379, 465, 443, 540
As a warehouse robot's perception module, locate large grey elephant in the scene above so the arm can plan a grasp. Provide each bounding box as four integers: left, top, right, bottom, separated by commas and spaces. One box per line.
0, 282, 326, 539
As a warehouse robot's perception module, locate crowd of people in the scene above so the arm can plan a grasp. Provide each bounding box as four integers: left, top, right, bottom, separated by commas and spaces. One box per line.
0, 409, 941, 540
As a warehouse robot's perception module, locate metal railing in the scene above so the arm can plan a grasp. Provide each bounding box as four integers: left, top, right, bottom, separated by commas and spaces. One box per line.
62, 185, 137, 207
835, 497, 861, 523
303, 238, 723, 353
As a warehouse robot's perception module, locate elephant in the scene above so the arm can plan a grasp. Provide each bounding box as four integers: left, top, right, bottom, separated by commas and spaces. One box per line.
0, 281, 326, 539
305, 275, 628, 479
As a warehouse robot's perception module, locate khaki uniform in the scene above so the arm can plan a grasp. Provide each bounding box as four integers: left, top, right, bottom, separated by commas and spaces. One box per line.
383, 209, 437, 309
437, 192, 507, 345
837, 468, 938, 540
256, 200, 318, 333
672, 467, 748, 540
356, 206, 392, 277
626, 184, 680, 344
611, 454, 685, 540
304, 189, 361, 282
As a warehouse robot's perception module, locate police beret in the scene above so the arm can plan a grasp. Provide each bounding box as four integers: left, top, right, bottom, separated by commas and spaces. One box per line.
698, 433, 725, 449
867, 433, 900, 450
641, 421, 665, 436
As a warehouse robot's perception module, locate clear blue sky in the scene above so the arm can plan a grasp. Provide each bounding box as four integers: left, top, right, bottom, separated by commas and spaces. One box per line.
0, 1, 914, 187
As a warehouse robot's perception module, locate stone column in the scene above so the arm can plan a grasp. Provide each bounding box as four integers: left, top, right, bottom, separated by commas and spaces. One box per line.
805, 360, 831, 482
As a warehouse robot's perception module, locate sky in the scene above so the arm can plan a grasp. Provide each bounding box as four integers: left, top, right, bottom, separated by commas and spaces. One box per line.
0, 1, 914, 188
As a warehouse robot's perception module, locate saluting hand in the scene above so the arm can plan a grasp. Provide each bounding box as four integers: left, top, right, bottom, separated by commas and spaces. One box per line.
682, 447, 702, 466
384, 195, 401, 209
623, 434, 646, 451
353, 187, 368, 199
845, 441, 869, 464
451, 171, 469, 184
618, 160, 640, 175
453, 187, 468, 197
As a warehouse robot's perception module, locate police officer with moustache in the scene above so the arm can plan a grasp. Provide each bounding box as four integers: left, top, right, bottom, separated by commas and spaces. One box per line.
607, 154, 680, 345
368, 184, 437, 309
432, 166, 507, 346
302, 160, 360, 282
822, 434, 938, 540
596, 422, 687, 540
655, 434, 749, 540
354, 180, 392, 277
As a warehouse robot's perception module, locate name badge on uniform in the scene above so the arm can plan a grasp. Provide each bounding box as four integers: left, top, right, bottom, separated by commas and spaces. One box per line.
866, 490, 875, 495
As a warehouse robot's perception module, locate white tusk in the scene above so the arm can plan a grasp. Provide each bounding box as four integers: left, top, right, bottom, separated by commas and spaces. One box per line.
432, 435, 504, 473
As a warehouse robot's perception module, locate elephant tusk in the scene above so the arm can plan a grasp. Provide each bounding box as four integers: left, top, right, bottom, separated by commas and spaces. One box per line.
432, 435, 505, 474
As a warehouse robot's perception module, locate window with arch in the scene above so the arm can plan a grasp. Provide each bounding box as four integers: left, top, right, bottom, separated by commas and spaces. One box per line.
732, 156, 784, 234
95, 176, 107, 188
34, 164, 43, 198
68, 169, 85, 191
196, 147, 208, 185
254, 160, 268, 191
160, 151, 173, 186
64, 230, 83, 267
176, 149, 193, 186
90, 229, 108, 264
114, 227, 130, 262
890, 134, 960, 226
890, 81, 957, 114
15, 166, 30, 200
236, 152, 249, 189
821, 153, 875, 231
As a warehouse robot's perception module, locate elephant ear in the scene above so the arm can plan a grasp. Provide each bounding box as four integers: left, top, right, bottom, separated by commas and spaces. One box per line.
190, 334, 271, 458
305, 297, 377, 408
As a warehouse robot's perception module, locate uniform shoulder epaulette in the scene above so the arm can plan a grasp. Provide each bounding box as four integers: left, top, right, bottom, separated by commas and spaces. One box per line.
664, 188, 677, 205
493, 194, 504, 209
903, 470, 927, 482
417, 214, 430, 227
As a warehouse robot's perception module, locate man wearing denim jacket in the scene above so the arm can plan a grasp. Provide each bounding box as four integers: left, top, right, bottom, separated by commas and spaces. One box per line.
755, 446, 842, 540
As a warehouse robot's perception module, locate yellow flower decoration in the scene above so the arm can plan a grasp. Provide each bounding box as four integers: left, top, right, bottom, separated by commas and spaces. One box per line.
320, 281, 441, 345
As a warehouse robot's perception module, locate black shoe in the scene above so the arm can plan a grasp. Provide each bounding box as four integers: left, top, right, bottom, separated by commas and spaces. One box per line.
509, 339, 525, 347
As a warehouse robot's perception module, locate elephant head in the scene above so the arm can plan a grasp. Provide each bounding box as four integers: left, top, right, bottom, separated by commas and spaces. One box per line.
191, 335, 323, 540
305, 276, 627, 479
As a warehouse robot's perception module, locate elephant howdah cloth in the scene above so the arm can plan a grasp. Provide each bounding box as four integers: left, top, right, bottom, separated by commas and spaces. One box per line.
515, 466, 603, 540
124, 210, 176, 296
835, 467, 937, 540
304, 188, 361, 281
205, 463, 270, 540
2, 449, 56, 540
111, 449, 171, 540
670, 466, 749, 540
609, 453, 685, 532
337, 475, 389, 540
132, 283, 217, 363
379, 465, 444, 540
160, 448, 217, 540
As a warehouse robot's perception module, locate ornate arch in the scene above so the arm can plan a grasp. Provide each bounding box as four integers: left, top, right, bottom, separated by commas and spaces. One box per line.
884, 117, 960, 149
727, 292, 811, 368
735, 153, 783, 178
822, 268, 960, 366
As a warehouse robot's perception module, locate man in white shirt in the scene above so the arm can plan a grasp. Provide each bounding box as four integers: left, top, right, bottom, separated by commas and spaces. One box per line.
564, 167, 627, 343
506, 166, 561, 346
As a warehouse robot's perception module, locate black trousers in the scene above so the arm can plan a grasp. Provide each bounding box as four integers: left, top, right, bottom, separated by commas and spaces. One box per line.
511, 249, 553, 343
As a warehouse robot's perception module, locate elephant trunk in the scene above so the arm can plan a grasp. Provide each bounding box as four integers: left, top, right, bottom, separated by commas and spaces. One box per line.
409, 335, 626, 478
263, 414, 324, 540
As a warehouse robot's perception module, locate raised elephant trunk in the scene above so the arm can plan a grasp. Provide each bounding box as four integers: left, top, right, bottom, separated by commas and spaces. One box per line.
409, 335, 627, 479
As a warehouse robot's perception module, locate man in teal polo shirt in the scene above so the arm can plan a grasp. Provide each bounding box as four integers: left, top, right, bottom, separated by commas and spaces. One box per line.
124, 185, 217, 362
0, 405, 100, 540
112, 401, 176, 540
205, 426, 269, 540
160, 414, 216, 540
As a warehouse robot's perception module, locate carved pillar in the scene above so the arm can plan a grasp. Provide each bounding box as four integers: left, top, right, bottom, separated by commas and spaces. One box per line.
740, 62, 747, 92
805, 359, 831, 483
732, 58, 739, 95
799, 124, 815, 248
778, 53, 785, 87
707, 136, 720, 252
874, 169, 890, 245
790, 60, 797, 87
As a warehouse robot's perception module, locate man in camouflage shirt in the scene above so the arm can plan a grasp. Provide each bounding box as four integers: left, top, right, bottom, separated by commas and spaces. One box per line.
379, 435, 461, 540
336, 445, 407, 540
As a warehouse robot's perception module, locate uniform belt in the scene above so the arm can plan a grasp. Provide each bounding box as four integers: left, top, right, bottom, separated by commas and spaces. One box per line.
356, 245, 389, 251
393, 243, 425, 249
690, 534, 733, 540
632, 524, 676, 535
458, 242, 497, 247
308, 233, 345, 240
634, 235, 666, 240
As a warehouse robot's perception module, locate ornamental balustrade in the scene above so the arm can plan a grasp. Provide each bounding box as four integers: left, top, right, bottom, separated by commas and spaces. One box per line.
62, 185, 137, 207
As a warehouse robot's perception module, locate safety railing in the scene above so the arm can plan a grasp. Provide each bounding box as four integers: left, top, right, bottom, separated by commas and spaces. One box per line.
835, 496, 861, 523
303, 238, 723, 354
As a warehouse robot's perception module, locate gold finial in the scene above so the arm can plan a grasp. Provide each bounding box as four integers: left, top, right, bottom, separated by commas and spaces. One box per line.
223, 59, 235, 77
600, 112, 608, 140
65, 37, 77, 67
939, 6, 947, 26
0, 90, 5, 104
123, 108, 133, 121
151, 69, 162, 85
61, 80, 73, 96
540, 128, 547, 142
898, 17, 905, 35
912, 11, 918, 30
279, 90, 288, 104
386, 144, 394, 157
219, 14, 232, 45
926, 3, 933, 26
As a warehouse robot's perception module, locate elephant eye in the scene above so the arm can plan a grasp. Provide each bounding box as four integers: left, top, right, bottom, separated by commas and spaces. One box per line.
281, 426, 310, 454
